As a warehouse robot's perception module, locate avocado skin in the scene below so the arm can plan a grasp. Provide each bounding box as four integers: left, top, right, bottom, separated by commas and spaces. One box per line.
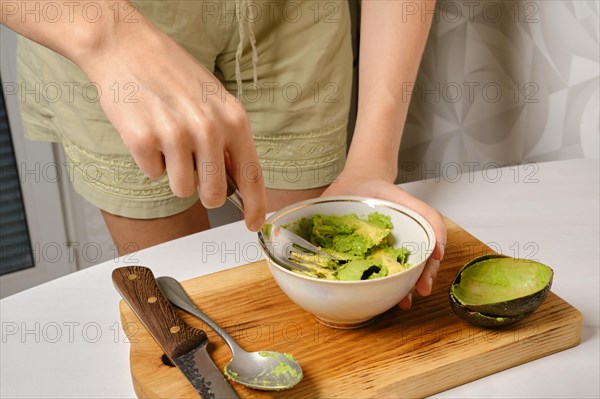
449, 291, 529, 328
449, 254, 554, 327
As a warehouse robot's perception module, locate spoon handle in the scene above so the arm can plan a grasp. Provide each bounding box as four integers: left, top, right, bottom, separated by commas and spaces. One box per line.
157, 276, 245, 356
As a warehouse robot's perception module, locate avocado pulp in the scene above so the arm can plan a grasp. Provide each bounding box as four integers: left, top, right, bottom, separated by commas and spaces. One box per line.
452, 258, 553, 305
449, 255, 554, 327
284, 212, 412, 281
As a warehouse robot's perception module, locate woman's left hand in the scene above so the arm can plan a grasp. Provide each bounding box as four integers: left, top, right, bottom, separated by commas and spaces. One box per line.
321, 168, 447, 310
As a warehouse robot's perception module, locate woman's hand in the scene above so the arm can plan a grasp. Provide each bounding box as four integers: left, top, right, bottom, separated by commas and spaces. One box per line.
325, 0, 440, 308
1, 0, 267, 231
78, 16, 266, 231
322, 167, 446, 310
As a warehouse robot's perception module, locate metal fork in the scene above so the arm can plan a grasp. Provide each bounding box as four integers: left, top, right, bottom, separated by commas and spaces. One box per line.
225, 174, 336, 272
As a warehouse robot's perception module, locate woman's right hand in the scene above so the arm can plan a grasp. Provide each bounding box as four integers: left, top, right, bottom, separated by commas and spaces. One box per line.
75, 10, 266, 231
2, 0, 266, 228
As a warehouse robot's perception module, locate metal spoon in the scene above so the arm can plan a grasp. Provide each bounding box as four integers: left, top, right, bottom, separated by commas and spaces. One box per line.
156, 276, 303, 390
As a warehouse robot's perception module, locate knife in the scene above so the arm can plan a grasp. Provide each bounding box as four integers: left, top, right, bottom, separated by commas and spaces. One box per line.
112, 266, 239, 399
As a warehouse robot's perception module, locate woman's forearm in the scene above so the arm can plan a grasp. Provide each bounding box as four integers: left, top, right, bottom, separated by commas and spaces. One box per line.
0, 0, 148, 67
347, 0, 435, 182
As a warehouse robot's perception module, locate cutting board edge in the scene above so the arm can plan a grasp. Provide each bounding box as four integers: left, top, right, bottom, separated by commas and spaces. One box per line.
377, 308, 584, 397
117, 285, 584, 399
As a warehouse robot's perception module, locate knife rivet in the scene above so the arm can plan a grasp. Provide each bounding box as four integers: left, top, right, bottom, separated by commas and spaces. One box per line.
170, 326, 181, 333
128, 273, 137, 280
147, 297, 157, 303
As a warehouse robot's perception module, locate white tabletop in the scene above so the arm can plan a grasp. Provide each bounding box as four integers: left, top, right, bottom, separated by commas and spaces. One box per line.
1, 159, 598, 398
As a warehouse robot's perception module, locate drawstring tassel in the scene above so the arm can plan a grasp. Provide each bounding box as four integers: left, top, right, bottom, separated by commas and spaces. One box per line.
247, 0, 258, 84
235, 0, 245, 99
235, 0, 259, 100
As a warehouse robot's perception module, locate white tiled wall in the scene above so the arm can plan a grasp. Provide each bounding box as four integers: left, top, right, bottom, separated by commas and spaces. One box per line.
398, 0, 599, 181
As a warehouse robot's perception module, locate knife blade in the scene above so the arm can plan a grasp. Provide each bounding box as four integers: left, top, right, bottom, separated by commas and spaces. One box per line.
112, 266, 239, 399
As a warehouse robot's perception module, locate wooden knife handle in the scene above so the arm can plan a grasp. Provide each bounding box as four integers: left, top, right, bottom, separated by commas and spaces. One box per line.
112, 266, 206, 359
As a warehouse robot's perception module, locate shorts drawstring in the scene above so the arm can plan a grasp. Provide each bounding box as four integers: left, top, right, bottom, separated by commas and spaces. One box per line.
235, 0, 259, 99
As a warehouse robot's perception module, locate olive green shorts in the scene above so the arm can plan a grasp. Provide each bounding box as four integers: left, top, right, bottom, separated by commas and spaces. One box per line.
16, 0, 352, 218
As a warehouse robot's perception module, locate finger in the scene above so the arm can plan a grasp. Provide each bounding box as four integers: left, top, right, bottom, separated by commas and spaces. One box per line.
431, 223, 447, 262
229, 156, 266, 231
226, 142, 266, 232
123, 128, 167, 179
410, 207, 447, 262
398, 287, 415, 310
432, 240, 444, 261
131, 148, 166, 180
195, 137, 227, 209
160, 134, 198, 197
221, 105, 266, 231
378, 184, 446, 293
415, 256, 440, 297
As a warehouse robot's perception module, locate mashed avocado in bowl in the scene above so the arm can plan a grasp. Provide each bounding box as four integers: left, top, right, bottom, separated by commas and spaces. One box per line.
285, 212, 412, 281
259, 196, 436, 328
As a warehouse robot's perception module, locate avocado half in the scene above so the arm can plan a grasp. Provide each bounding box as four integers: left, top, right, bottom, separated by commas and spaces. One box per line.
449, 254, 554, 328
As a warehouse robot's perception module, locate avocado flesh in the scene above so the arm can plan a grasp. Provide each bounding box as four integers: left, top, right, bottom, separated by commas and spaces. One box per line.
450, 255, 554, 325
452, 258, 553, 305
284, 212, 411, 281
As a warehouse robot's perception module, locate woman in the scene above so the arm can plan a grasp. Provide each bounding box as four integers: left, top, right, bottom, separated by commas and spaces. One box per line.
2, 0, 445, 309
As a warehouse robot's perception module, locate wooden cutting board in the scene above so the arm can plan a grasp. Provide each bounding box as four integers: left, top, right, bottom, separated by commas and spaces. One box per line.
118, 218, 582, 398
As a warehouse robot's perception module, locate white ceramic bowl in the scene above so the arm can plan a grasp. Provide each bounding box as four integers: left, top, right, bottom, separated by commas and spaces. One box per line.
259, 196, 436, 329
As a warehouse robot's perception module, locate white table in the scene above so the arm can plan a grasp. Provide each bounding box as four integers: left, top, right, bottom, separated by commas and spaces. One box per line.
1, 159, 598, 398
